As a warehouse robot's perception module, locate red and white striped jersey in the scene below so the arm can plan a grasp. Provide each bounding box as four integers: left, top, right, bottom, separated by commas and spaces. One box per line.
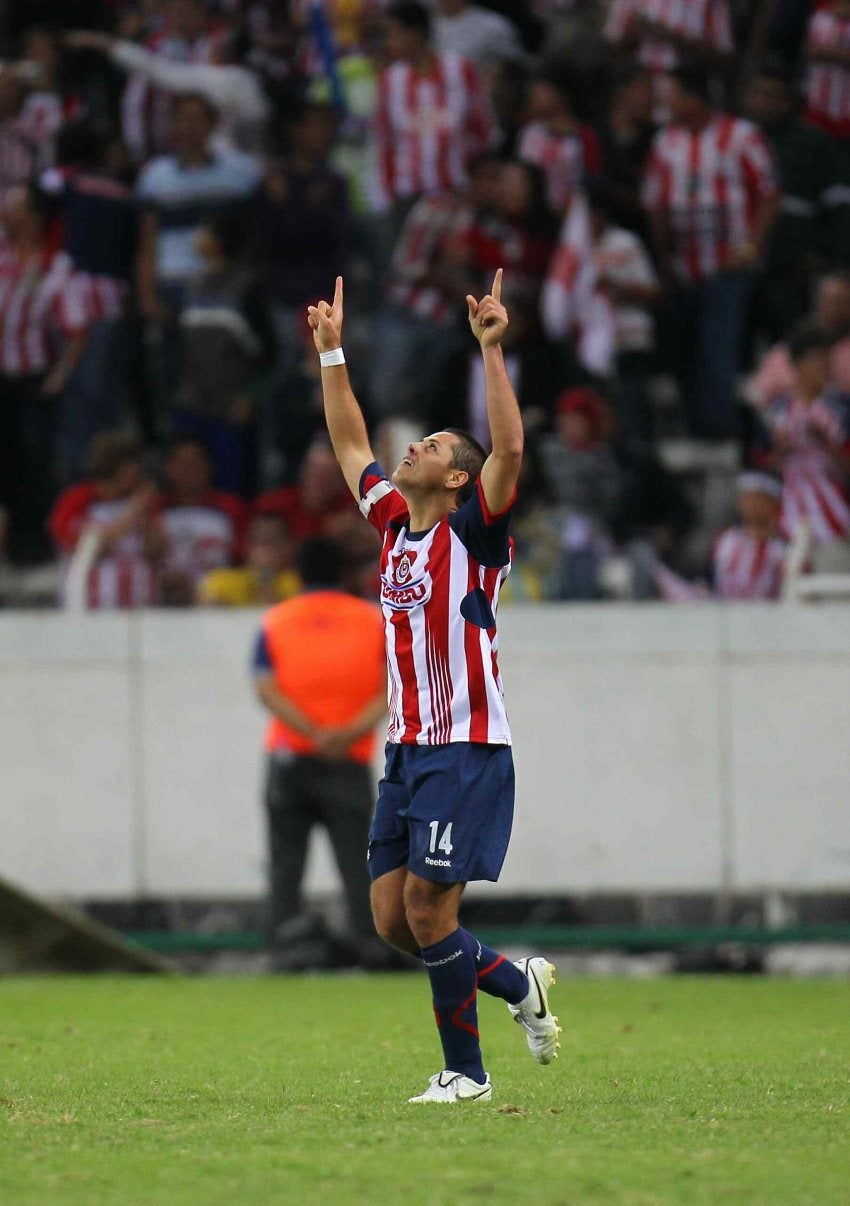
370, 52, 496, 210
158, 491, 247, 587
49, 483, 160, 609
517, 122, 601, 213
387, 192, 474, 325
0, 248, 92, 376
642, 116, 777, 283
122, 24, 232, 162
359, 462, 513, 746
804, 7, 850, 139
765, 395, 850, 544
605, 0, 733, 72
713, 526, 787, 600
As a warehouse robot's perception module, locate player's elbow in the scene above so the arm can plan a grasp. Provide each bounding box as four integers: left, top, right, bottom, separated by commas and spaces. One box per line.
492, 443, 524, 467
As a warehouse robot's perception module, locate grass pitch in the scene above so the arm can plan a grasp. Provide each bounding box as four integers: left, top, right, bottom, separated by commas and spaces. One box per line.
0, 975, 847, 1205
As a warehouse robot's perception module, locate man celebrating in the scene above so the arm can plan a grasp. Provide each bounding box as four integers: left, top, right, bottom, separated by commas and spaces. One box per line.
307, 271, 559, 1104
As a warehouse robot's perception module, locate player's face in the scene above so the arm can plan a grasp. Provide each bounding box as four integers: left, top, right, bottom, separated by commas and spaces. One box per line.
392, 432, 459, 494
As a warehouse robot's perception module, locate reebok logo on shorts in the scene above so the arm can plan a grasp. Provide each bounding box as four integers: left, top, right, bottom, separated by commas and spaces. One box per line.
425, 856, 452, 867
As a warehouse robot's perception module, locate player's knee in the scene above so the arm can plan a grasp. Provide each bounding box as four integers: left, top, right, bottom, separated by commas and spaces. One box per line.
370, 894, 410, 951
375, 919, 414, 951
403, 886, 448, 947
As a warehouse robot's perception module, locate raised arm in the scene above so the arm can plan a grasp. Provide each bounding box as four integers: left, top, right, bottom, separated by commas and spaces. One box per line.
307, 276, 375, 500
466, 268, 524, 515
65, 32, 268, 121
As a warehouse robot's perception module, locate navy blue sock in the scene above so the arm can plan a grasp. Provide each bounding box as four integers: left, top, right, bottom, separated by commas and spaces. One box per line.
461, 929, 529, 1005
420, 929, 485, 1083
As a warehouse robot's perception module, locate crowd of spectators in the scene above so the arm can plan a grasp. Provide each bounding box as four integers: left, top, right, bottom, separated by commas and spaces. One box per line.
1, 0, 850, 607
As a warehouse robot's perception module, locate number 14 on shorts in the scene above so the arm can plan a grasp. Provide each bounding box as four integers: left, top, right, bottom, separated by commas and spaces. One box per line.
428, 821, 454, 855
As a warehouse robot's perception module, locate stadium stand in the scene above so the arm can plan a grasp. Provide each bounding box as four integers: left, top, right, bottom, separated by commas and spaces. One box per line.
0, 1, 846, 605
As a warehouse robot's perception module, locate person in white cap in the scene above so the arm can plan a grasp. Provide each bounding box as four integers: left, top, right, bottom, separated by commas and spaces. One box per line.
713, 472, 787, 601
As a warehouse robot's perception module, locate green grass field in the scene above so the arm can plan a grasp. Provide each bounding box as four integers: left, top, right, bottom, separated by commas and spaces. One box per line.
0, 975, 847, 1205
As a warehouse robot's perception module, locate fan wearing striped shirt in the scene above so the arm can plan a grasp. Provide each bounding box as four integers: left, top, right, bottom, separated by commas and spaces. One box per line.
642, 60, 779, 437
713, 473, 787, 601
758, 324, 850, 548
370, 3, 496, 227
307, 270, 560, 1105
805, 0, 850, 142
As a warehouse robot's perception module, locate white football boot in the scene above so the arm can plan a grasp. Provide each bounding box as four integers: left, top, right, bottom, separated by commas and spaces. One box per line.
507, 957, 561, 1064
408, 1070, 493, 1104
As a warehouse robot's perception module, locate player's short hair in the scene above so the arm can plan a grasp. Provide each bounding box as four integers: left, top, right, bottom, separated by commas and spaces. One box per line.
297, 535, 344, 588
787, 322, 834, 363
444, 429, 487, 506
384, 1, 431, 38
87, 432, 142, 481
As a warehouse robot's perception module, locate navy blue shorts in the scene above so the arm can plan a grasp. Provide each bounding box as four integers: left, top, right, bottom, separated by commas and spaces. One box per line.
367, 742, 515, 884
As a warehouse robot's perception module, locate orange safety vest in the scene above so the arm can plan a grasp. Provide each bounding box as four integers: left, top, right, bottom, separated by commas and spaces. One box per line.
261, 590, 385, 764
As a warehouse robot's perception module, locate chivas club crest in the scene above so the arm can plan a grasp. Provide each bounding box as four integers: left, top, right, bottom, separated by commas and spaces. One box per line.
381, 548, 432, 611
395, 552, 412, 584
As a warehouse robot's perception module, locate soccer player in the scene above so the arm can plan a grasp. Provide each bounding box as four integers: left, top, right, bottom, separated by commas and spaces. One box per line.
307, 270, 560, 1104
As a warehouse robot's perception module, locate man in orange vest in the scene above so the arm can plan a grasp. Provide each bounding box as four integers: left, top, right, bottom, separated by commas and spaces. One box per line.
253, 535, 387, 969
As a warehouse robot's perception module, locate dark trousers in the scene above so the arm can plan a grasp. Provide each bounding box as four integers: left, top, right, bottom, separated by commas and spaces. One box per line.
667, 269, 753, 439
265, 752, 374, 945
58, 317, 131, 482
0, 372, 55, 562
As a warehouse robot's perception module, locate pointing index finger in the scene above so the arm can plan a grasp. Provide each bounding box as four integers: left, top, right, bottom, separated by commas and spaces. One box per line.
491, 267, 502, 303
333, 275, 343, 311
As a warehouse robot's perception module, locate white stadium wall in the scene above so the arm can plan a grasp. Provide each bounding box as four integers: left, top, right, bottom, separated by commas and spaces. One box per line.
1, 606, 850, 901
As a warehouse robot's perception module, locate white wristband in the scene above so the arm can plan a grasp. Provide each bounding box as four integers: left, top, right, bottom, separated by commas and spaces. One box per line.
319, 347, 345, 367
